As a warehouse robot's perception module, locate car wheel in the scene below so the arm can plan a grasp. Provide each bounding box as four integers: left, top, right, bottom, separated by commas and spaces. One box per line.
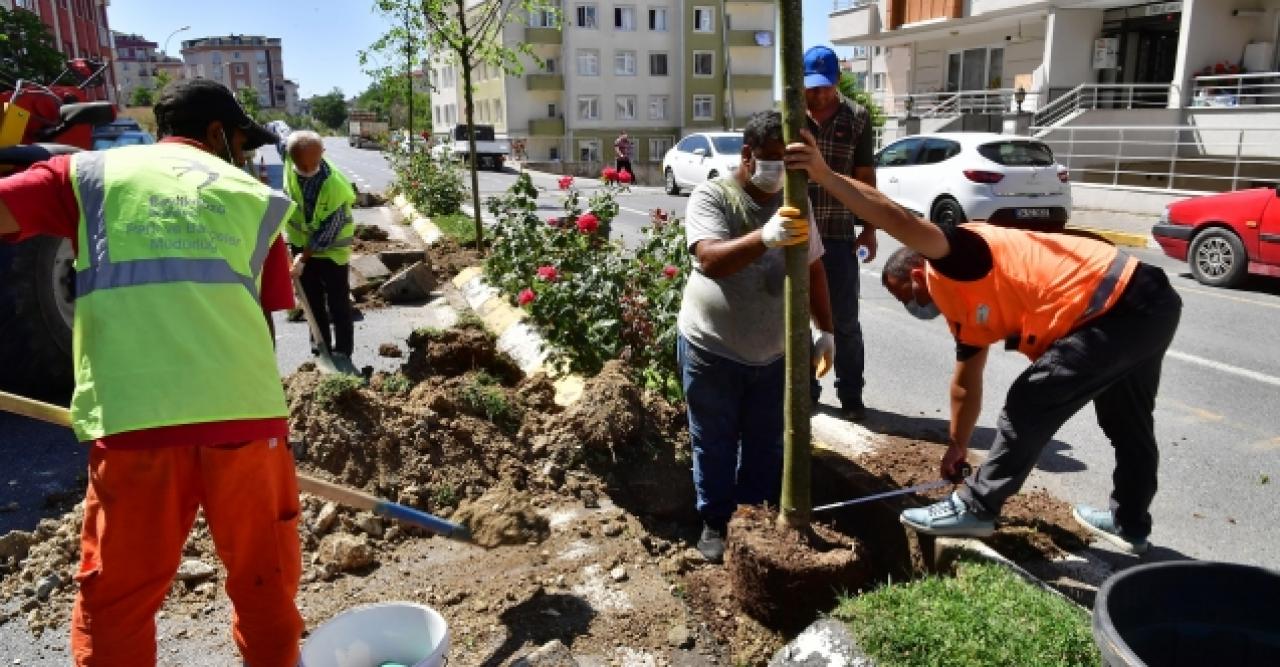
0, 236, 75, 401
665, 169, 680, 195
1189, 227, 1248, 288
707, 170, 719, 182
930, 198, 966, 230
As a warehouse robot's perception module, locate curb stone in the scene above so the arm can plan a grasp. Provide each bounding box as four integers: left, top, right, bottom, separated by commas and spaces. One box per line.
770, 618, 876, 667
391, 196, 586, 407
1065, 224, 1153, 249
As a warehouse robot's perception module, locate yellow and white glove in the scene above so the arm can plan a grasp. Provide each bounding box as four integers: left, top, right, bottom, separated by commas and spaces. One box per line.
813, 330, 835, 378
761, 206, 809, 248
290, 254, 307, 278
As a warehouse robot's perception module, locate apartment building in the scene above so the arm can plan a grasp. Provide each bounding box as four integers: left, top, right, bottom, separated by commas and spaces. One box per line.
179, 34, 290, 110
111, 32, 174, 103
430, 0, 778, 166
3, 0, 118, 103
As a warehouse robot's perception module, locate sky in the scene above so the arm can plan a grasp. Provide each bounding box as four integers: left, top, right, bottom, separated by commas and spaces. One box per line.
107, 0, 850, 101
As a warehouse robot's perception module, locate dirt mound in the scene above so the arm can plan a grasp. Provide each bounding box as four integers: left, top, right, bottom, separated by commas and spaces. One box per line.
427, 236, 480, 282
402, 324, 522, 384
452, 488, 550, 548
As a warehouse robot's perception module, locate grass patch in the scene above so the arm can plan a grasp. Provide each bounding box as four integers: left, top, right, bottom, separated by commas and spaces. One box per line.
431, 212, 485, 245
460, 371, 521, 433
413, 326, 447, 340
834, 560, 1098, 667
315, 374, 365, 408
432, 484, 459, 508
380, 372, 413, 396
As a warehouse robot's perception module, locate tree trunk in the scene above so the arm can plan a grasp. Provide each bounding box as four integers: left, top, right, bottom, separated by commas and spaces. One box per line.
776, 0, 812, 530
457, 0, 485, 253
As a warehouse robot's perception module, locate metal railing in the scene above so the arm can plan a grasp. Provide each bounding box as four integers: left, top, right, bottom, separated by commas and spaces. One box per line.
832, 0, 874, 11
872, 89, 1043, 118
1033, 83, 1178, 128
1192, 72, 1280, 108
1030, 124, 1280, 193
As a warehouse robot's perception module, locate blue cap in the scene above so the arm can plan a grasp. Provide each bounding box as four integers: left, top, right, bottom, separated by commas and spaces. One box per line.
804, 46, 840, 89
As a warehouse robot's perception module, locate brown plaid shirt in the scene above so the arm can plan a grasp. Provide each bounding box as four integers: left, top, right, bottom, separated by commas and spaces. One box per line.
807, 96, 874, 241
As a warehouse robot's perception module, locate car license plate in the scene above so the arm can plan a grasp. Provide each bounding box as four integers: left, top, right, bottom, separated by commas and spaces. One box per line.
1016, 208, 1051, 219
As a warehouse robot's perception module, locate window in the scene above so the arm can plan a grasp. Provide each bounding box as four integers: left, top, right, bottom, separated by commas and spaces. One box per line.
494, 100, 503, 121
978, 141, 1055, 166
577, 95, 600, 120
872, 73, 886, 91
578, 139, 601, 161
693, 95, 714, 120
648, 7, 668, 31
576, 4, 597, 28
15, 0, 38, 12
577, 49, 599, 76
677, 134, 711, 154
918, 138, 961, 165
544, 57, 557, 73
649, 95, 669, 120
947, 46, 1003, 92
693, 6, 714, 33
615, 50, 636, 75
233, 51, 241, 59
547, 103, 558, 118
875, 138, 922, 167
648, 137, 673, 162
435, 106, 442, 123
693, 51, 714, 77
873, 46, 883, 57
614, 6, 635, 30
212, 52, 223, 64
851, 46, 868, 59
616, 95, 637, 120
649, 52, 668, 76
528, 8, 557, 27
256, 51, 267, 62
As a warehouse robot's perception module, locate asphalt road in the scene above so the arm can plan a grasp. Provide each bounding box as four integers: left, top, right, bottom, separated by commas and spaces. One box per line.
320, 146, 1280, 569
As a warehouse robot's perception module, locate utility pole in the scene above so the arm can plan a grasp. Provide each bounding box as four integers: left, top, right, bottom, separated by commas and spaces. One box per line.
721, 0, 736, 130
405, 3, 415, 154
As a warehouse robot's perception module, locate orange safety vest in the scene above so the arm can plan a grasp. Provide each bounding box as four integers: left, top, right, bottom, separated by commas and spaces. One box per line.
925, 223, 1138, 361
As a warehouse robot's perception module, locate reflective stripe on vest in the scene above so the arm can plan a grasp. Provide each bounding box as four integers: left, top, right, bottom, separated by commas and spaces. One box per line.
73, 151, 291, 302
1077, 250, 1132, 324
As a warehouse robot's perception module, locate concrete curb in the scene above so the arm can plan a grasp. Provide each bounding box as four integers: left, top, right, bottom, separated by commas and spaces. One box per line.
1066, 224, 1153, 249
391, 195, 586, 407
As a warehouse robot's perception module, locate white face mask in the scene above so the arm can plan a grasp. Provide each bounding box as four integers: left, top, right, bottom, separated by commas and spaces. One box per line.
293, 162, 321, 178
750, 159, 785, 193
904, 281, 942, 320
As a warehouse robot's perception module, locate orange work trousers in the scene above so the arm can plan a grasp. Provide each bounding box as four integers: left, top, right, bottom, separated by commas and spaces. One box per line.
70, 438, 304, 666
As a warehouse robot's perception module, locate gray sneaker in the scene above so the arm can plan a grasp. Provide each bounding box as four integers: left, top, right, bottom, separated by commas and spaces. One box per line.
900, 491, 996, 537
1072, 505, 1149, 555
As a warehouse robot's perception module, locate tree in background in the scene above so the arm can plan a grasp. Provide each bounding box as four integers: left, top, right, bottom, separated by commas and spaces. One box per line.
153, 69, 173, 97
356, 77, 431, 131
361, 1, 431, 152
237, 87, 262, 122
130, 86, 155, 108
837, 72, 887, 130
309, 88, 349, 130
0, 7, 63, 82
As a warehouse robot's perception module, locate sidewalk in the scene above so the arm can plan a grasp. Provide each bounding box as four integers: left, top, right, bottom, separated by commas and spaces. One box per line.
1067, 208, 1158, 248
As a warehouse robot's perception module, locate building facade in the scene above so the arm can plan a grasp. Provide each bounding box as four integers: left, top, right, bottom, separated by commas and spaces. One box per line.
430, 0, 779, 166
180, 34, 289, 110
4, 0, 118, 103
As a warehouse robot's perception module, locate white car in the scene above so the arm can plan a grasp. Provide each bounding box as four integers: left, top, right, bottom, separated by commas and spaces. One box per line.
875, 133, 1071, 229
663, 132, 742, 195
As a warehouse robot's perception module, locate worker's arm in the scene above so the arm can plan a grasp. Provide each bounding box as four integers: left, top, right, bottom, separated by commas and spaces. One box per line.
944, 346, 989, 480
308, 206, 348, 253
694, 231, 769, 279
0, 198, 16, 237
786, 129, 950, 260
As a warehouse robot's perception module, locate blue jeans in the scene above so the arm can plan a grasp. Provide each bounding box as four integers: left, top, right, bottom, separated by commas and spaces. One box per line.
678, 336, 785, 528
812, 239, 866, 408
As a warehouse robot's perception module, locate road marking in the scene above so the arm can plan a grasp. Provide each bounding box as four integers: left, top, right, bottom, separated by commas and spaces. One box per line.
1167, 350, 1280, 388
620, 206, 650, 217
1173, 284, 1280, 311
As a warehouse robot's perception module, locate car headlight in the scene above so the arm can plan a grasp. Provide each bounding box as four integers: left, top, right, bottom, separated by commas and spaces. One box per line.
1158, 208, 1170, 225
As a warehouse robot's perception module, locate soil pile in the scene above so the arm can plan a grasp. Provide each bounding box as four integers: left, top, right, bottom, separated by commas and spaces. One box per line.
452, 488, 550, 548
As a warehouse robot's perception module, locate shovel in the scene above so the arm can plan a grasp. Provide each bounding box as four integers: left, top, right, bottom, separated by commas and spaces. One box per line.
292, 275, 361, 377
813, 463, 972, 513
0, 391, 472, 543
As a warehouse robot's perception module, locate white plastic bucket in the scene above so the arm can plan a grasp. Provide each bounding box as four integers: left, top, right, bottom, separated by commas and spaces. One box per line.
301, 602, 450, 667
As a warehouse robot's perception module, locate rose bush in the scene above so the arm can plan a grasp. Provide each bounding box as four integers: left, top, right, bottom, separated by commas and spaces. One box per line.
388, 143, 467, 216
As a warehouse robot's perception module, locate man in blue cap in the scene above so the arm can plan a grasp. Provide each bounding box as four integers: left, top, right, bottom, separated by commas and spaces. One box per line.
804, 44, 878, 421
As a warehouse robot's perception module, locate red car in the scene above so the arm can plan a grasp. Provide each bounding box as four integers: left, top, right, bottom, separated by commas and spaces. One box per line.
1152, 186, 1280, 288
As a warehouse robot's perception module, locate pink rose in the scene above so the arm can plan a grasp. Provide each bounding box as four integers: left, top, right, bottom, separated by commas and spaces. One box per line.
601, 167, 618, 183
547, 216, 560, 227
662, 265, 679, 279
619, 170, 633, 184
576, 213, 600, 234
518, 288, 536, 306
558, 176, 574, 190
536, 265, 559, 282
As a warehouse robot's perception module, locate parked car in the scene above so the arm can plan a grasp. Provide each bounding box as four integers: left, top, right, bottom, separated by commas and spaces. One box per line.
663, 132, 742, 195
431, 124, 509, 170
91, 130, 154, 151
1152, 186, 1280, 288
874, 133, 1071, 230
91, 118, 143, 147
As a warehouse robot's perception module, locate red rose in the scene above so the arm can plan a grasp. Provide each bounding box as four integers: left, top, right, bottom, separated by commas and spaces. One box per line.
619, 170, 633, 184
601, 167, 618, 183
576, 212, 600, 234
518, 288, 536, 306
536, 265, 559, 282
547, 216, 560, 227
558, 176, 574, 190
662, 265, 679, 279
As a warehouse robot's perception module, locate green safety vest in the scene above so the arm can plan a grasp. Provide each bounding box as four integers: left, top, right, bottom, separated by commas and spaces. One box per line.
68, 143, 296, 442
282, 157, 356, 265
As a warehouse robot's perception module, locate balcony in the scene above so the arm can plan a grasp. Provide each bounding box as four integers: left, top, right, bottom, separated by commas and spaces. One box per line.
526, 74, 564, 91
829, 0, 881, 43
732, 74, 773, 90
529, 117, 565, 135
525, 27, 563, 44
727, 29, 771, 48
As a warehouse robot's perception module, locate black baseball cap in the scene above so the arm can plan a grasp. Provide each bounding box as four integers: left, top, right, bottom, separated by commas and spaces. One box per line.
154, 78, 278, 150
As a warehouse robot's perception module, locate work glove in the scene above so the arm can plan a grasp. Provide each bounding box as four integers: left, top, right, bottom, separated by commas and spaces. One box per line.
761, 206, 808, 248
290, 255, 306, 278
813, 330, 835, 378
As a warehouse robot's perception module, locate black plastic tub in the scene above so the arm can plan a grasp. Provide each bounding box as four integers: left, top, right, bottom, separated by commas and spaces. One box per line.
1093, 561, 1280, 666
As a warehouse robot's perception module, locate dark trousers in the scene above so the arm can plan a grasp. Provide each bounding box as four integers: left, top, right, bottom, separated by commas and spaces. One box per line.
678, 335, 784, 528
812, 239, 865, 408
960, 266, 1183, 539
615, 157, 633, 177
298, 256, 354, 357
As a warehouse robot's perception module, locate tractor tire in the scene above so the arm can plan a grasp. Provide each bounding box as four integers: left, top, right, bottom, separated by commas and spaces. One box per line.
0, 236, 75, 402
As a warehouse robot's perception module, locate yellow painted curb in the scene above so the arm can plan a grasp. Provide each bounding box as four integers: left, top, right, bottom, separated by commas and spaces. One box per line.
453, 266, 483, 289
1066, 225, 1150, 248
477, 296, 525, 334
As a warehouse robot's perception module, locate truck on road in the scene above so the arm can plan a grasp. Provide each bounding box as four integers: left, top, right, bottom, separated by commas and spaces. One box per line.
348, 111, 388, 150
431, 124, 509, 171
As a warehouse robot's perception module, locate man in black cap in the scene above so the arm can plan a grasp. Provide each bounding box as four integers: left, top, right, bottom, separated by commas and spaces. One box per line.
0, 79, 305, 666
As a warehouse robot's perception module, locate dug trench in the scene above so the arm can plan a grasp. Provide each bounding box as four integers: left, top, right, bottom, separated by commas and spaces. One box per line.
0, 316, 1093, 664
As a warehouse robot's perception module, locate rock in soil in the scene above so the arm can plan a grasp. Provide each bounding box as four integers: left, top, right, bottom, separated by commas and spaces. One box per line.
175, 560, 217, 584
317, 534, 375, 573
726, 505, 873, 633
770, 618, 874, 666
451, 489, 550, 548
512, 639, 579, 666
667, 623, 694, 648
378, 262, 436, 303
378, 343, 403, 358
313, 502, 340, 535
